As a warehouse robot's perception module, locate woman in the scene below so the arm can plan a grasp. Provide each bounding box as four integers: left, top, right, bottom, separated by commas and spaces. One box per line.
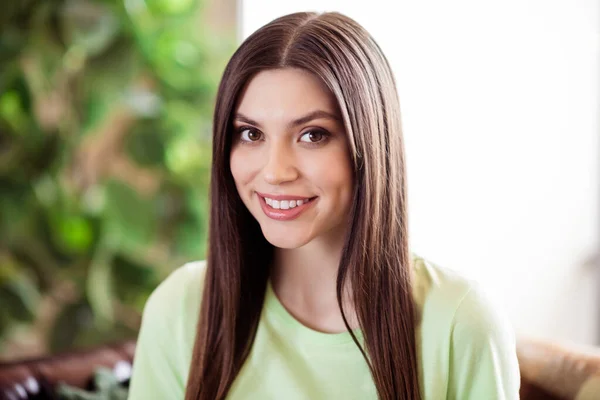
129, 11, 520, 400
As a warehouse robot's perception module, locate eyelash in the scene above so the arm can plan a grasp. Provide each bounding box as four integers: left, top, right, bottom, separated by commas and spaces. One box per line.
235, 126, 331, 146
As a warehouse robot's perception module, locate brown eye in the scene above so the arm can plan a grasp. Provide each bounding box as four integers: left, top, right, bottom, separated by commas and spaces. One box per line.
299, 130, 327, 143
240, 128, 262, 142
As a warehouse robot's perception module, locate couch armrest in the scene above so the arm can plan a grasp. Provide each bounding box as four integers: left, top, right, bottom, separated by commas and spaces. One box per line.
0, 340, 136, 399
518, 337, 600, 400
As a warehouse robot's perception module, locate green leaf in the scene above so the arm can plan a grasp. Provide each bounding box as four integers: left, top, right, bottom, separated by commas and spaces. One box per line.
104, 180, 157, 251
86, 238, 114, 326
125, 120, 166, 167
0, 269, 41, 323
59, 0, 121, 58
112, 254, 157, 308
0, 182, 37, 241
145, 0, 198, 15
165, 132, 211, 177
49, 212, 96, 255
59, 216, 95, 253
146, 29, 207, 93
0, 90, 28, 133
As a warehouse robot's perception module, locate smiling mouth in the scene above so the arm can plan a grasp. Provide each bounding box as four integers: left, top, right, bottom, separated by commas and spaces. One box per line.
256, 194, 318, 221
262, 196, 317, 210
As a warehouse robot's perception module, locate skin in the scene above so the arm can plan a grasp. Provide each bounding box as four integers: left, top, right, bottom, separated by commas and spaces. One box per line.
230, 68, 358, 333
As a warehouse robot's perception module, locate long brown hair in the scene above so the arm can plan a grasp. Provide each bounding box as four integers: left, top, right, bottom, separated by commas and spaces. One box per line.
185, 12, 421, 400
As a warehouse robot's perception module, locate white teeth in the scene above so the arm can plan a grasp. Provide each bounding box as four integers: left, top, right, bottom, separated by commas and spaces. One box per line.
263, 197, 310, 209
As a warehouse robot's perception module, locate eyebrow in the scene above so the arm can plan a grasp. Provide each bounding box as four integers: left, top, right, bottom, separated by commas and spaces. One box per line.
233, 110, 341, 129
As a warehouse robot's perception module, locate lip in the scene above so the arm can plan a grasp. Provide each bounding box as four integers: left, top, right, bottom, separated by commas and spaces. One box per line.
256, 192, 317, 221
255, 192, 314, 201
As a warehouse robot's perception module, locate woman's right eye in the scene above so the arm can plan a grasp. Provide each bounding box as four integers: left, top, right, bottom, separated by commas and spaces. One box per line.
239, 127, 262, 142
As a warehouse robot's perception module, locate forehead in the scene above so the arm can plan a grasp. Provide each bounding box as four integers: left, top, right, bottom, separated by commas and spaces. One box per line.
235, 68, 339, 120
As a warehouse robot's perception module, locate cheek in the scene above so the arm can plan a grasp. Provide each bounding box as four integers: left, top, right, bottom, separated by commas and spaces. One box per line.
230, 148, 255, 194
304, 148, 353, 200
330, 163, 354, 206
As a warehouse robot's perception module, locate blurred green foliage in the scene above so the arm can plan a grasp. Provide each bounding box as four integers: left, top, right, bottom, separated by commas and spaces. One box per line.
0, 0, 234, 358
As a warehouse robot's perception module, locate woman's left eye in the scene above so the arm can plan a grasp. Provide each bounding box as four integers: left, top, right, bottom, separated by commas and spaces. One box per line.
299, 130, 328, 143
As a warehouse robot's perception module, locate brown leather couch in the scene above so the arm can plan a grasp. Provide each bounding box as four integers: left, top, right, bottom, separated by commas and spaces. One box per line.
0, 338, 593, 400
0, 341, 135, 400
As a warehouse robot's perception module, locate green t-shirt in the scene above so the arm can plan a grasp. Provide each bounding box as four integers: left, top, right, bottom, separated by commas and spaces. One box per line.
128, 253, 520, 399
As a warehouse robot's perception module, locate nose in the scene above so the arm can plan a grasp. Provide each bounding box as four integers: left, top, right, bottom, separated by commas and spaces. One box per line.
262, 141, 299, 185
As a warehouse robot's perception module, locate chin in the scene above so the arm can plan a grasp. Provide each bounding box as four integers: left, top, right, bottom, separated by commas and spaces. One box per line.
260, 225, 314, 249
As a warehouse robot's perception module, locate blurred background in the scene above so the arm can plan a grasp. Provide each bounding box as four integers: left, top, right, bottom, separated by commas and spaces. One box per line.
0, 0, 598, 362
0, 0, 236, 360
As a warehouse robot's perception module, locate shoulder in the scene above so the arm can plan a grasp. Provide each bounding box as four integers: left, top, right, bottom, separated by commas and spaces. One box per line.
411, 253, 475, 326
141, 260, 207, 346
145, 260, 207, 314
130, 262, 207, 398
411, 253, 520, 398
411, 252, 511, 334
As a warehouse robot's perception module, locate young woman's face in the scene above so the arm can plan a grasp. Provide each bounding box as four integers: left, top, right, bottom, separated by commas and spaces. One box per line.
230, 68, 353, 249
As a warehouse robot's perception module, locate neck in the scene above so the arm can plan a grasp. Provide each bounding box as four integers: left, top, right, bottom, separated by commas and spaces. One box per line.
270, 234, 358, 333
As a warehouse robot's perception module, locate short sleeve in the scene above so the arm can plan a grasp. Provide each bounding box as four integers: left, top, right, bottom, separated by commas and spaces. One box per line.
447, 285, 521, 400
128, 264, 202, 400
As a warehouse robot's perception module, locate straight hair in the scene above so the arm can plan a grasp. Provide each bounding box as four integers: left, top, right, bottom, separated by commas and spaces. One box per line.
185, 11, 421, 400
